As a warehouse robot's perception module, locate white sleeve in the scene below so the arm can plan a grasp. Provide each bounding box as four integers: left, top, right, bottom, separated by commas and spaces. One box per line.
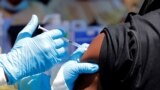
0, 67, 7, 85
50, 64, 69, 90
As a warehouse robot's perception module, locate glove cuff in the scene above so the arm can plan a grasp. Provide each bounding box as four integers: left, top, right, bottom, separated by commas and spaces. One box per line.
0, 54, 16, 84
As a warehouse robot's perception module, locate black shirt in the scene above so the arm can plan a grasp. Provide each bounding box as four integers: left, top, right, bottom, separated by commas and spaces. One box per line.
139, 0, 160, 15
99, 9, 160, 90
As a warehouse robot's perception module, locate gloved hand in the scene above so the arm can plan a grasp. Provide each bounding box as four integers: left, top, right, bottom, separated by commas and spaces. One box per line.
18, 73, 51, 90
0, 15, 68, 84
52, 43, 99, 90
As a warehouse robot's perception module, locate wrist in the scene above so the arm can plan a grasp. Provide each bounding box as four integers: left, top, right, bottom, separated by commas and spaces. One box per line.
0, 54, 18, 84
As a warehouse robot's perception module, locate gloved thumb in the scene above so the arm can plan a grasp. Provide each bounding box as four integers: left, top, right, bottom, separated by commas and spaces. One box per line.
75, 63, 99, 74
15, 15, 38, 42
69, 43, 89, 61
63, 62, 99, 90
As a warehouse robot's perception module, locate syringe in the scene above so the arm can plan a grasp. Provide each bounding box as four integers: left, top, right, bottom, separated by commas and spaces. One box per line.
38, 25, 81, 48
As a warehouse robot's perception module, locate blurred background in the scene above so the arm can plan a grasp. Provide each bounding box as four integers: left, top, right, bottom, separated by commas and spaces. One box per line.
0, 0, 143, 89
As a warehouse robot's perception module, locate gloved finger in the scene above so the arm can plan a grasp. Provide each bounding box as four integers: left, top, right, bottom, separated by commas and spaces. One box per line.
69, 51, 83, 61
57, 51, 68, 59
54, 38, 68, 48
74, 43, 89, 53
74, 63, 99, 74
15, 15, 38, 42
56, 47, 67, 57
70, 43, 89, 61
79, 43, 89, 50
47, 29, 65, 39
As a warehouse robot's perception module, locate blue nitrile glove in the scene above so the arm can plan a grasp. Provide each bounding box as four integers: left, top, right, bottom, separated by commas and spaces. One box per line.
52, 43, 99, 90
0, 15, 68, 84
17, 43, 90, 90
18, 73, 51, 90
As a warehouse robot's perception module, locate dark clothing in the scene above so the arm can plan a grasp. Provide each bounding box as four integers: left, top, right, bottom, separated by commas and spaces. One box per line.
99, 9, 160, 90
139, 0, 160, 15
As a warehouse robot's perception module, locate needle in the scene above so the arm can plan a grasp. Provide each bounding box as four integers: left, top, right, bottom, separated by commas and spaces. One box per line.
38, 25, 81, 47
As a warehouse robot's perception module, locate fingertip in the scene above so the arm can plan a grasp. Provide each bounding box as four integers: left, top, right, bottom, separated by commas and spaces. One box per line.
22, 14, 39, 33
32, 14, 37, 18
54, 38, 68, 48
49, 29, 65, 39
77, 63, 99, 74
81, 43, 89, 48
85, 63, 99, 72
56, 47, 67, 57
58, 29, 67, 37
72, 43, 89, 56
30, 14, 38, 26
90, 64, 99, 72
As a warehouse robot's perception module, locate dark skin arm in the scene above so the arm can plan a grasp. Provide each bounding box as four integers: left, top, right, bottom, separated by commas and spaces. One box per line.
74, 33, 105, 90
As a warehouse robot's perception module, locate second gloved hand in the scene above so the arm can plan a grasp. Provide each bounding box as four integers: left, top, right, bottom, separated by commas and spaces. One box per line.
0, 15, 68, 84
52, 43, 99, 90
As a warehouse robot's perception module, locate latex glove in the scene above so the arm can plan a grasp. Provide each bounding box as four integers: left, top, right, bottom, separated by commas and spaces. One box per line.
52, 43, 99, 90
18, 73, 51, 90
0, 15, 68, 84
17, 43, 90, 90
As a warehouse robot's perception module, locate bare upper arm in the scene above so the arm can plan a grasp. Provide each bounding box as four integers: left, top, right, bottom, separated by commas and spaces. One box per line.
81, 33, 105, 63
74, 33, 105, 90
